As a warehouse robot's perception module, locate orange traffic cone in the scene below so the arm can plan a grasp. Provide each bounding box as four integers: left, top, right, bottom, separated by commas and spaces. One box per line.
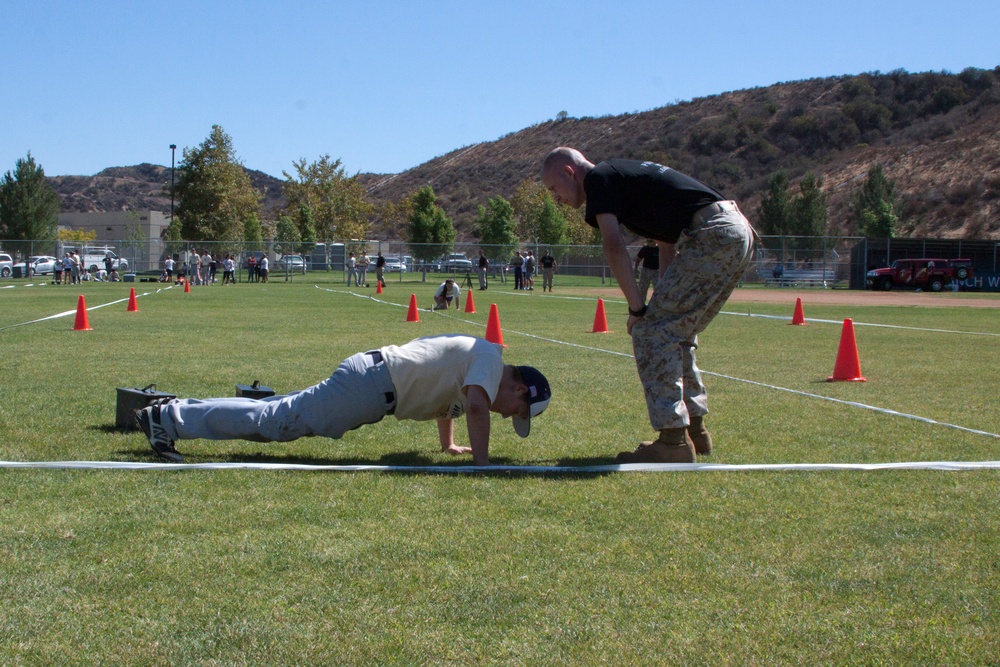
485, 303, 506, 347
464, 287, 476, 314
127, 287, 139, 312
591, 298, 610, 333
376, 281, 383, 294
789, 297, 806, 325
73, 295, 92, 331
406, 294, 420, 322
827, 318, 867, 382
183, 279, 191, 293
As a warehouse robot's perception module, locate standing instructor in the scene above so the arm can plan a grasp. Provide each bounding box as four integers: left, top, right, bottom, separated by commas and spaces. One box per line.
541, 147, 754, 463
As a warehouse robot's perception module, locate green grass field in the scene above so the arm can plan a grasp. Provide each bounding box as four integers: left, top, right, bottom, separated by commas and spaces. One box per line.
2, 276, 998, 665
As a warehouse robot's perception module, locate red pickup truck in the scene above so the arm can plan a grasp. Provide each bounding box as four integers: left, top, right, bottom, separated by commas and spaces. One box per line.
866, 258, 974, 292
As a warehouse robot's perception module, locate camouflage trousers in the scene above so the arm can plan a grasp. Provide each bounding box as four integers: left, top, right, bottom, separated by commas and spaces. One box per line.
630, 203, 754, 430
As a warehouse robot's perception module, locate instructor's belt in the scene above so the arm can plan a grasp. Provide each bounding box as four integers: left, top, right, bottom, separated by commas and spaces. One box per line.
692, 200, 740, 226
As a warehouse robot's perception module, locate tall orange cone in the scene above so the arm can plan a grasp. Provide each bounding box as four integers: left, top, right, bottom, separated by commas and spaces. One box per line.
789, 297, 806, 325
183, 278, 191, 293
485, 303, 506, 347
406, 294, 420, 322
127, 287, 139, 312
827, 318, 867, 382
591, 298, 610, 333
464, 287, 476, 313
376, 281, 383, 294
73, 295, 92, 331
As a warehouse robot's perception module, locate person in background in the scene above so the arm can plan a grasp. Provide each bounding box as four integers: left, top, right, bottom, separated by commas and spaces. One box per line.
634, 238, 659, 299
433, 278, 462, 310
540, 249, 557, 292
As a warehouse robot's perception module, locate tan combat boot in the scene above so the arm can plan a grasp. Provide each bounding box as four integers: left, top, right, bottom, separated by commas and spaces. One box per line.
687, 415, 713, 456
615, 427, 695, 463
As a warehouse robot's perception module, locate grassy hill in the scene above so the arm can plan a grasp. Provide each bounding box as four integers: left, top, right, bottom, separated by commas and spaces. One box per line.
50, 67, 1000, 240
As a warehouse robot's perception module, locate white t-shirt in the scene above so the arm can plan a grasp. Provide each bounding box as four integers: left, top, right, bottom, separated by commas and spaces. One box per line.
260, 257, 269, 271
434, 282, 461, 299
382, 335, 503, 421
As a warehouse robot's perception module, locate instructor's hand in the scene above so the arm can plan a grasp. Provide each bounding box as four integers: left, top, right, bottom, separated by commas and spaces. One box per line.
627, 314, 640, 335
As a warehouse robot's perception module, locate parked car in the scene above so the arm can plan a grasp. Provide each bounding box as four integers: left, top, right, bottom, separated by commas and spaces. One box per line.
866, 258, 974, 292
63, 246, 129, 273
12, 255, 60, 276
0, 252, 13, 277
381, 256, 407, 273
274, 255, 307, 272
436, 253, 474, 273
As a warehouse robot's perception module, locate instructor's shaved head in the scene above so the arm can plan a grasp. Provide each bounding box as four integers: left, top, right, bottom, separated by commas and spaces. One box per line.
541, 146, 593, 209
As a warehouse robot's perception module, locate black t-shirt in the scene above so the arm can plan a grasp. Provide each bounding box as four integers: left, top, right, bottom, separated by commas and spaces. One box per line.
540, 254, 555, 269
636, 245, 659, 270
584, 159, 724, 243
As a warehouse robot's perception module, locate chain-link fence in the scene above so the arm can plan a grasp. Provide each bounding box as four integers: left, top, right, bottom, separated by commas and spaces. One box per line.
3, 236, 998, 289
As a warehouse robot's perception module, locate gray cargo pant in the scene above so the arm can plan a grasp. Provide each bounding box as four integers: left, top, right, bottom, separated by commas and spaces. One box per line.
630, 202, 754, 431
158, 351, 397, 443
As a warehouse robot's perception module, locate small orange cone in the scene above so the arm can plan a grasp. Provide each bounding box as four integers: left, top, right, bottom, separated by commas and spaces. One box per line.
464, 288, 476, 314
127, 287, 139, 312
183, 279, 191, 293
827, 318, 867, 382
73, 295, 92, 331
789, 297, 806, 325
406, 294, 420, 322
485, 303, 506, 347
591, 298, 610, 333
376, 281, 383, 294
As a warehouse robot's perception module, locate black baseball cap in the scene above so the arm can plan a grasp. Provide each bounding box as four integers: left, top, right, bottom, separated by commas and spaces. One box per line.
512, 365, 551, 437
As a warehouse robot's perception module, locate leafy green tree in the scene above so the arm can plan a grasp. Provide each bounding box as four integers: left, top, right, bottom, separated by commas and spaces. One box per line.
174, 125, 262, 242
535, 196, 567, 246
0, 152, 60, 240
163, 215, 185, 257
756, 171, 793, 236
407, 186, 455, 266
475, 196, 518, 259
296, 205, 317, 255
274, 214, 300, 255
242, 212, 264, 251
852, 163, 898, 238
789, 173, 828, 237
282, 155, 372, 241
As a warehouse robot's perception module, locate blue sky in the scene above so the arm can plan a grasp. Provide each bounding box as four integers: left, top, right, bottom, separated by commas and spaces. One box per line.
3, 0, 998, 179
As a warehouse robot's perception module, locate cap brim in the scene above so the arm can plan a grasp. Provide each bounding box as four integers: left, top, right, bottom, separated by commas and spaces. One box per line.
511, 396, 549, 438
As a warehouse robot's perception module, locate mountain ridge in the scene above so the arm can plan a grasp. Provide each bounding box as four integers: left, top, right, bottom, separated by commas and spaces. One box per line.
47, 68, 1000, 240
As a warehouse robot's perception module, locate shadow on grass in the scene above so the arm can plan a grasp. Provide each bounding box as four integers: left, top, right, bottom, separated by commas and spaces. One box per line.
112, 445, 619, 477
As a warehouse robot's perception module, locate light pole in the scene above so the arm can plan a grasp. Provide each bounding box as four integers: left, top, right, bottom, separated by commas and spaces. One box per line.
169, 144, 177, 223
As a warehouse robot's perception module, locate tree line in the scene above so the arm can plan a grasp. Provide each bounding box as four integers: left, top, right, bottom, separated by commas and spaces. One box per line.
2, 125, 901, 255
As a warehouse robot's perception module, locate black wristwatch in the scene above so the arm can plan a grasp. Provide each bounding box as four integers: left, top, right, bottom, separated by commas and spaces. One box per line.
629, 305, 648, 317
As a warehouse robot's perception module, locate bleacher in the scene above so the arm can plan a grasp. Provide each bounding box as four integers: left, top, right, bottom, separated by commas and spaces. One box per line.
763, 267, 840, 288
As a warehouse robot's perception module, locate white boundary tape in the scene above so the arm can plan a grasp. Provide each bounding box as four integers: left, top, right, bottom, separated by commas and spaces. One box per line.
0, 285, 175, 331
2, 460, 999, 473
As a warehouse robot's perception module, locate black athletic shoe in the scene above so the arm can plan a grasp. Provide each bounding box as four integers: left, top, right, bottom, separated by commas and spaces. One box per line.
135, 402, 184, 462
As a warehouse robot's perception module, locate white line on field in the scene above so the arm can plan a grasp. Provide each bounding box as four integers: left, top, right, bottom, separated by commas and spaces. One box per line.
315, 286, 1000, 440
0, 285, 174, 331
2, 460, 999, 473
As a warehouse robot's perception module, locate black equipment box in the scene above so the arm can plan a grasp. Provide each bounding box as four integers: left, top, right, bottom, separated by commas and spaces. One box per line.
116, 384, 176, 431
236, 380, 275, 400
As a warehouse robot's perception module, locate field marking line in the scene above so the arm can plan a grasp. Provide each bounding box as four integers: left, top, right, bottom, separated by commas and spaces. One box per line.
315, 286, 1000, 440
2, 460, 999, 473
718, 310, 1000, 337
0, 284, 175, 331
